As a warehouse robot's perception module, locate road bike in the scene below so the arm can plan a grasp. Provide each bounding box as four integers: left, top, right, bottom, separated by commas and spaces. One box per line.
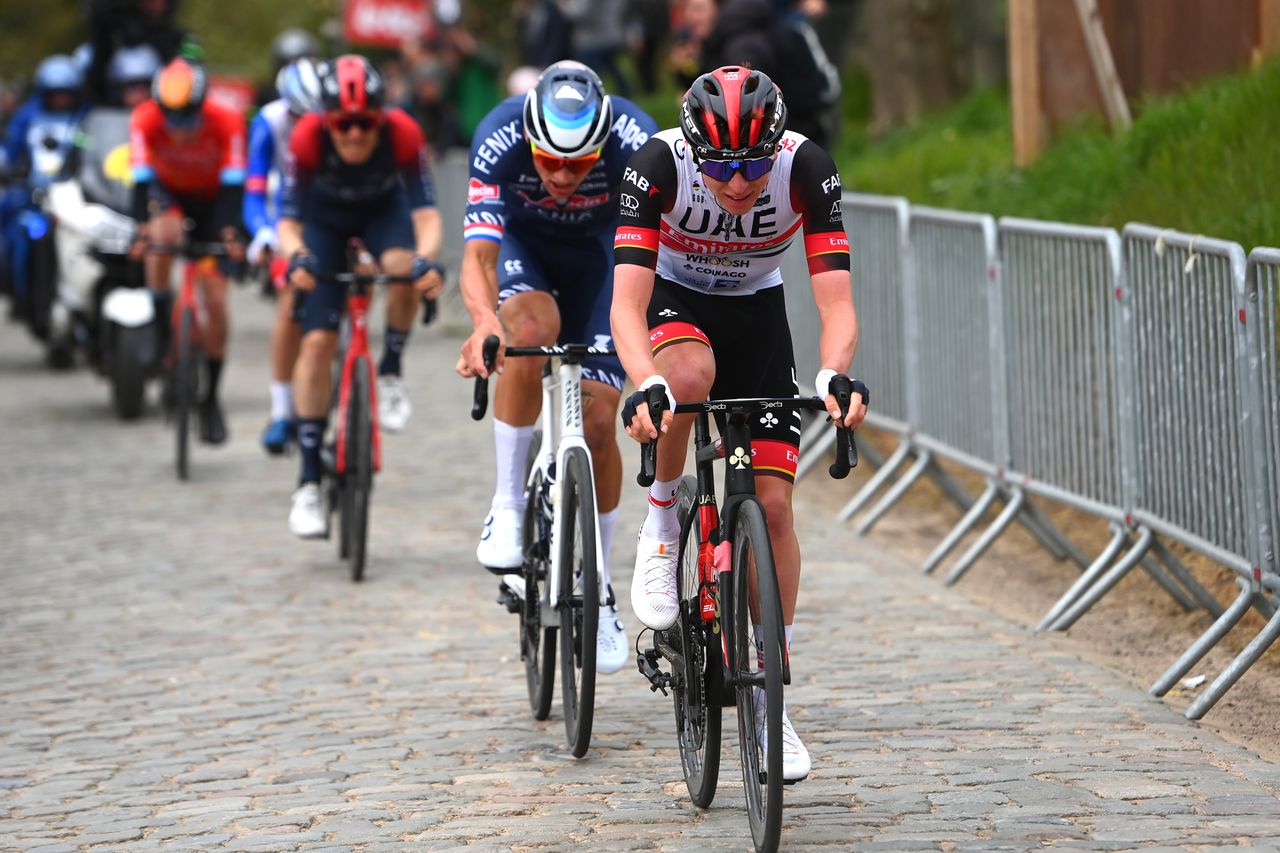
148, 241, 241, 481
320, 246, 415, 583
633, 381, 860, 853
471, 335, 614, 757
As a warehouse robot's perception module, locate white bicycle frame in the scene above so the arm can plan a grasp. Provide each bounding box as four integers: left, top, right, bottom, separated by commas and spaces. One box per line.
530, 358, 607, 610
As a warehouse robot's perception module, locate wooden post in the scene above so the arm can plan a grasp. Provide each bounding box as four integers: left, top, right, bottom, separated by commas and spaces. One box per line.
1259, 0, 1280, 61
1071, 0, 1132, 131
1010, 0, 1044, 168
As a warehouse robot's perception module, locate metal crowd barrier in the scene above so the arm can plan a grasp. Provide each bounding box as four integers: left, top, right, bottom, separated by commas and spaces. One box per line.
998, 220, 1217, 634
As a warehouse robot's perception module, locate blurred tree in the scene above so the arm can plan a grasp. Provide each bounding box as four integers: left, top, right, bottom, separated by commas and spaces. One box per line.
0, 0, 83, 82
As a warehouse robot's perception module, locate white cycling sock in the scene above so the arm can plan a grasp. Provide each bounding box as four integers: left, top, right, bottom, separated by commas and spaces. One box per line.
493, 420, 534, 511
270, 381, 292, 421
598, 507, 618, 591
641, 477, 682, 540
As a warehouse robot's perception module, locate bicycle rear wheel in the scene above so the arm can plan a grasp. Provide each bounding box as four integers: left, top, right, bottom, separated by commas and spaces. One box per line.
674, 475, 721, 807
347, 358, 373, 582
731, 499, 784, 853
558, 446, 598, 757
173, 307, 197, 482
521, 432, 556, 720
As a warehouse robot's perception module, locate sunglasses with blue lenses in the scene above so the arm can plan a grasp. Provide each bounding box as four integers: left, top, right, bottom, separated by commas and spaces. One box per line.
697, 157, 774, 182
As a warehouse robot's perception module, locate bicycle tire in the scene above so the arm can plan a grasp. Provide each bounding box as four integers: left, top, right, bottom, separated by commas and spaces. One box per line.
174, 307, 196, 481
558, 446, 598, 757
731, 498, 784, 853
521, 431, 556, 720
348, 358, 373, 582
673, 475, 721, 807
111, 323, 152, 421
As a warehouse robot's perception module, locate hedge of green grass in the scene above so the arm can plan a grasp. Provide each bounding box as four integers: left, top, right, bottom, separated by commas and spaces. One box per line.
836, 61, 1280, 249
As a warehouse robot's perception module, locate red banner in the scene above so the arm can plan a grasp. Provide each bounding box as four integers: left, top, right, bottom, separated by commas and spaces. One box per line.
343, 0, 432, 47
208, 76, 256, 116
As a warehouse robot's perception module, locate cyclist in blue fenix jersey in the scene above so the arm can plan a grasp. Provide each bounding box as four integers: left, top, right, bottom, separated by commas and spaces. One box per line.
455, 60, 657, 675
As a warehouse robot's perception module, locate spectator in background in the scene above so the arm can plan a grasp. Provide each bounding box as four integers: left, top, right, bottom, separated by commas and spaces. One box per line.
564, 0, 632, 97
441, 23, 502, 145
669, 0, 720, 88
769, 0, 841, 147
516, 0, 573, 69
84, 0, 194, 104
627, 0, 671, 94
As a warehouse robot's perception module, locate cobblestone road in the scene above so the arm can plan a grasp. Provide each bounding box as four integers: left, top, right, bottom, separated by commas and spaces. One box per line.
3, 289, 1280, 852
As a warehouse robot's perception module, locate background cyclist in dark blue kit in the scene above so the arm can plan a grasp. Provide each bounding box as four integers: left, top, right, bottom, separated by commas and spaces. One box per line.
455, 61, 656, 676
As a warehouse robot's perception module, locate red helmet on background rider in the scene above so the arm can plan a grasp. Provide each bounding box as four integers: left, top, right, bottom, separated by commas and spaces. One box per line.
680, 66, 787, 180
152, 57, 208, 126
319, 55, 385, 115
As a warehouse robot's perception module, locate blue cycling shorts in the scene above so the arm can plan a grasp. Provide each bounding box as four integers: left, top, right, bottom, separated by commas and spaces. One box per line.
496, 227, 625, 391
296, 188, 416, 334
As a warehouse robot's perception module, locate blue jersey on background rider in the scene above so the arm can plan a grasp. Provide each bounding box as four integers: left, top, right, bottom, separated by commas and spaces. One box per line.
455, 60, 657, 675
2, 56, 87, 310
243, 57, 323, 455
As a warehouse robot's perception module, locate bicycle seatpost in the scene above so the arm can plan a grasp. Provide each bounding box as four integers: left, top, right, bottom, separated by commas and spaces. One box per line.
471, 334, 501, 421
828, 375, 860, 479
636, 385, 667, 487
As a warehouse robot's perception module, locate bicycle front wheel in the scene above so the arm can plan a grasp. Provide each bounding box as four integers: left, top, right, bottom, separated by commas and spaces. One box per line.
174, 307, 197, 482
521, 432, 556, 720
347, 358, 373, 582
674, 475, 721, 807
558, 446, 598, 757
731, 498, 784, 853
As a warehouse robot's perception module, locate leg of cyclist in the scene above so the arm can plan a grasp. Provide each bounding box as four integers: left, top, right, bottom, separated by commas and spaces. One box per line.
143, 207, 182, 360
474, 231, 557, 572
476, 287, 559, 570
374, 246, 417, 433
263, 262, 301, 453
194, 259, 229, 444
629, 337, 715, 633
288, 226, 346, 539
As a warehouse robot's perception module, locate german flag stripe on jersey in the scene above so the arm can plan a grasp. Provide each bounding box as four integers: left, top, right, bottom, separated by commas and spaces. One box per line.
752, 439, 801, 480
649, 321, 710, 354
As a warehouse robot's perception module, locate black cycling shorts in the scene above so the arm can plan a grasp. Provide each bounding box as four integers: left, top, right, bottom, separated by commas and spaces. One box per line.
646, 277, 802, 479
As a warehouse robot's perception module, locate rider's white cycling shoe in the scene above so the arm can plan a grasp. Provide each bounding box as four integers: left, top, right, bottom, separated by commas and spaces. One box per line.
477, 505, 524, 572
377, 375, 412, 433
289, 483, 327, 539
631, 531, 679, 630
754, 688, 811, 782
596, 603, 629, 674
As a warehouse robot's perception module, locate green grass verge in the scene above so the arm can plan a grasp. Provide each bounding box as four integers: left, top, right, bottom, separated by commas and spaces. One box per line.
834, 60, 1280, 249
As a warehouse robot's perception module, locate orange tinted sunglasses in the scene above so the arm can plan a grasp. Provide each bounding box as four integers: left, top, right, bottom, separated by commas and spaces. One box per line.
530, 142, 601, 176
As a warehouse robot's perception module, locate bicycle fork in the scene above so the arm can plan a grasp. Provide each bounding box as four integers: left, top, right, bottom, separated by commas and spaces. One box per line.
544, 360, 608, 610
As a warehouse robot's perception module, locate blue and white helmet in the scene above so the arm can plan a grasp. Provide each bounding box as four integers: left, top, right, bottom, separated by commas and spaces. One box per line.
276, 57, 323, 116
522, 60, 612, 159
34, 55, 84, 94
108, 45, 163, 86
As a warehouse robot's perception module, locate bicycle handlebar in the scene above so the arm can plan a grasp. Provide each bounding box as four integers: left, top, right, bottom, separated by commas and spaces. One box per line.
636, 385, 666, 487
471, 334, 501, 421
330, 272, 417, 285
470, 337, 618, 422
634, 390, 860, 486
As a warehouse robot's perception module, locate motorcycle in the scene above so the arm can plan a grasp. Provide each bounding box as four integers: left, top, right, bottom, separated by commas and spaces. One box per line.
42, 108, 152, 417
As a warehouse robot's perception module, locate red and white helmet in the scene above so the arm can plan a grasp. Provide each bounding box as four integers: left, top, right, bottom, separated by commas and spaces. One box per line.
319, 54, 385, 113
680, 66, 787, 161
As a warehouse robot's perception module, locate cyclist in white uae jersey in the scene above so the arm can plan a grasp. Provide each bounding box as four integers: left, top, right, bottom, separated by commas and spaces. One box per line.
611, 66, 868, 782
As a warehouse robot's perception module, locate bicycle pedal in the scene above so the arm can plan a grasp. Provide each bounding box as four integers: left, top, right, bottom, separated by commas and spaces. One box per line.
496, 579, 522, 614
637, 647, 671, 695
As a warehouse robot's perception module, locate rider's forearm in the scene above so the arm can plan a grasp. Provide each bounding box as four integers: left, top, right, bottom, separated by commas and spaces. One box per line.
459, 240, 501, 329
277, 218, 305, 259
610, 263, 659, 387
812, 268, 858, 375
411, 206, 442, 260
